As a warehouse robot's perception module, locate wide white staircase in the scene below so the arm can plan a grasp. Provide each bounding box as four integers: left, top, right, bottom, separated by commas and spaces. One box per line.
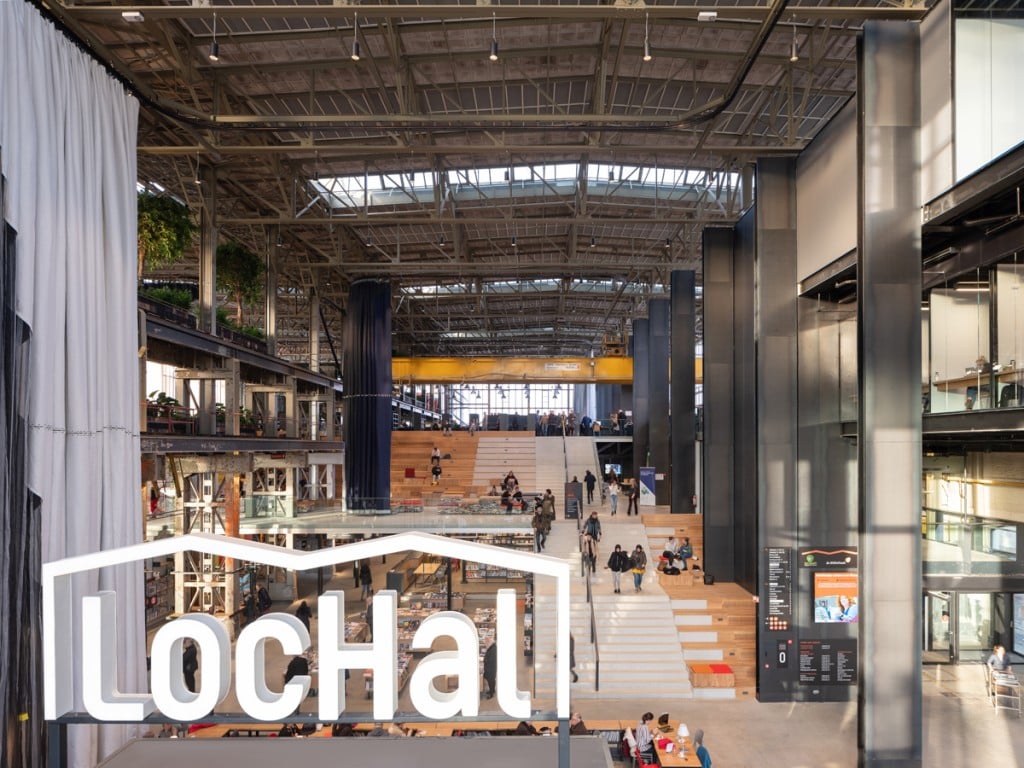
533, 438, 568, 498
471, 435, 537, 491
531, 512, 693, 702
564, 436, 600, 488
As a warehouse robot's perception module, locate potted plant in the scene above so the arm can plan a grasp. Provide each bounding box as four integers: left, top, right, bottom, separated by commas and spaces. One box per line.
216, 240, 265, 326
137, 192, 196, 280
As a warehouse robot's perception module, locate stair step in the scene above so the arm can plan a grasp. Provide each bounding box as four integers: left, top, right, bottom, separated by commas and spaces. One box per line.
678, 631, 718, 643
682, 648, 724, 661
674, 615, 712, 626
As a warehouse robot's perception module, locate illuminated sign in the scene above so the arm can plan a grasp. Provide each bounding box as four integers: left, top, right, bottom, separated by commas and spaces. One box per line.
44, 532, 571, 722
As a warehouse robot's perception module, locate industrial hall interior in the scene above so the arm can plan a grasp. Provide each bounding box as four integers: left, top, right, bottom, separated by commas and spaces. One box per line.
4, 1, 1024, 767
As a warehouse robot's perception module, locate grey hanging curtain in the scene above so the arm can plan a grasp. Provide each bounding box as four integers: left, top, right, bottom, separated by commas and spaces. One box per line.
342, 279, 392, 510
0, 180, 43, 767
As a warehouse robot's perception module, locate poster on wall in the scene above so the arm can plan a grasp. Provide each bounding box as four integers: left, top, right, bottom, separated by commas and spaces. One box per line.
813, 572, 859, 623
638, 467, 656, 506
1014, 594, 1024, 656
799, 639, 858, 685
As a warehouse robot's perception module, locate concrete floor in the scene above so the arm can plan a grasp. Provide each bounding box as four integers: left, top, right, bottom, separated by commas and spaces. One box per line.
149, 582, 1024, 767
146, 517, 1024, 767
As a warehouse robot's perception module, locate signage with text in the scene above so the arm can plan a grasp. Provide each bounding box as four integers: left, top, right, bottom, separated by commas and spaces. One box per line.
43, 531, 572, 722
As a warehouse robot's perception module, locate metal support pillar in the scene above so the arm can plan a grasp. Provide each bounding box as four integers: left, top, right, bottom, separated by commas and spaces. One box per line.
702, 227, 738, 582
648, 298, 671, 504
857, 21, 922, 767
670, 271, 696, 514
632, 318, 649, 483
197, 166, 217, 334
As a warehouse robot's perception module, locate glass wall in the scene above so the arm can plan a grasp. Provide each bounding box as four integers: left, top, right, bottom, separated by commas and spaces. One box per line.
925, 254, 1024, 413
448, 383, 574, 428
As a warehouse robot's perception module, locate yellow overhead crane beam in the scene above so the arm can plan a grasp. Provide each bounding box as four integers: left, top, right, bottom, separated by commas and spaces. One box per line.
392, 357, 703, 385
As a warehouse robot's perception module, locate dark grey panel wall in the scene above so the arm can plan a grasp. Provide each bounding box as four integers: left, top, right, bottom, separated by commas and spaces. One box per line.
632, 319, 650, 483
755, 158, 799, 595
648, 299, 671, 504
857, 22, 922, 765
671, 271, 697, 514
702, 227, 738, 583
733, 211, 758, 594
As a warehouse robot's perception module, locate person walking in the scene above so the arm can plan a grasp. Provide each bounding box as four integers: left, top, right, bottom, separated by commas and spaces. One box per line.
626, 482, 640, 516
532, 505, 546, 552
181, 639, 198, 693
359, 561, 373, 601
630, 545, 648, 592
482, 639, 498, 698
295, 600, 312, 632
608, 479, 619, 515
581, 532, 599, 573
584, 469, 597, 503
606, 544, 631, 594
583, 510, 602, 541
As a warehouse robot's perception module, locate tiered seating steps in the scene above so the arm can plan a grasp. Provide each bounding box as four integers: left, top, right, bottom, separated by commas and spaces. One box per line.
643, 515, 755, 698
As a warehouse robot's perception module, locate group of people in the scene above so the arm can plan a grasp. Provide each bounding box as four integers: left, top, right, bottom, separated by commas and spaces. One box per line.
606, 542, 649, 593
636, 712, 712, 768
661, 536, 698, 571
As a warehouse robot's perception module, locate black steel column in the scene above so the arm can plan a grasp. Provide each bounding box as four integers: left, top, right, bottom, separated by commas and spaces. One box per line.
671, 271, 696, 514
858, 21, 922, 767
648, 298, 671, 505
754, 157, 799, 593
702, 228, 737, 582
342, 279, 393, 510
631, 319, 650, 485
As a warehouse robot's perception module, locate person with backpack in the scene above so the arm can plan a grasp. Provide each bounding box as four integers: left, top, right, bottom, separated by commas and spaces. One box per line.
583, 469, 597, 503
606, 544, 631, 594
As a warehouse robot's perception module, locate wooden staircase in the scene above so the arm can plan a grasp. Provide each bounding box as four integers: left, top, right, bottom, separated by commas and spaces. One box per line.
389, 431, 483, 501
643, 514, 757, 698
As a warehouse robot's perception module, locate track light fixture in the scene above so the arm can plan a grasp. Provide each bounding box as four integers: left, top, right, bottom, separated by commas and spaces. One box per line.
209, 12, 219, 62
351, 14, 361, 62
489, 13, 499, 62
511, 235, 517, 248
664, 238, 671, 249
590, 236, 596, 248
643, 13, 652, 62
790, 22, 799, 63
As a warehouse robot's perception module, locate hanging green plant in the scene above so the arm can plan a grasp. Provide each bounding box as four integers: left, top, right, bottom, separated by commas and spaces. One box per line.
137, 192, 196, 280
216, 240, 265, 325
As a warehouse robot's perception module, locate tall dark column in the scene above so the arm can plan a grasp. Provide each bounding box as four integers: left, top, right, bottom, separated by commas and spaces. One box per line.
755, 157, 798, 589
858, 22, 922, 766
648, 299, 671, 504
342, 280, 392, 511
632, 318, 650, 484
671, 271, 696, 514
702, 227, 737, 582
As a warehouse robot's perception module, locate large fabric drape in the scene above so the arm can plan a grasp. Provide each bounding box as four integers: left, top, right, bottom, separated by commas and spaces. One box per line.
1, 3, 143, 766
342, 280, 392, 510
1, 172, 43, 768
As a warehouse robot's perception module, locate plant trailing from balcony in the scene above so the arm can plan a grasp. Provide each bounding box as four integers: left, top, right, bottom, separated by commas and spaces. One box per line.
216, 240, 265, 326
139, 285, 194, 311
137, 192, 196, 281
146, 390, 181, 419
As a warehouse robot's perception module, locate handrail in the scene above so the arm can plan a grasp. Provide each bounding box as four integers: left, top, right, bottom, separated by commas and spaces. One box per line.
586, 562, 600, 692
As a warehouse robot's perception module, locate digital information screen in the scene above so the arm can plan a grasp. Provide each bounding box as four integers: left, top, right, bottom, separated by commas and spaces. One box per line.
765, 547, 793, 630
798, 639, 857, 685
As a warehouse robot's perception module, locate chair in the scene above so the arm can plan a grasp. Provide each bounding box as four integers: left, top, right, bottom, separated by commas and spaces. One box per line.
623, 727, 658, 768
1000, 383, 1024, 408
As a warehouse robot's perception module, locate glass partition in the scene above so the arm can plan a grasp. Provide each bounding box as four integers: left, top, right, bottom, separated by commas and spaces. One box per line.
926, 279, 991, 413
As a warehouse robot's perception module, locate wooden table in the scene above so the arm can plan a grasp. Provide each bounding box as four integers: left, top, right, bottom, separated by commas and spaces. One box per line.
651, 727, 702, 767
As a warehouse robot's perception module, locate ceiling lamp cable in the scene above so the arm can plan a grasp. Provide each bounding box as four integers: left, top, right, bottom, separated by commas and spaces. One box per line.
351, 13, 361, 62
489, 13, 499, 62
643, 13, 652, 62
209, 12, 219, 62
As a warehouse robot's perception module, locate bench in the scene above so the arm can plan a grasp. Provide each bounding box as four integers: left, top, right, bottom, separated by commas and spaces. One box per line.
687, 662, 734, 688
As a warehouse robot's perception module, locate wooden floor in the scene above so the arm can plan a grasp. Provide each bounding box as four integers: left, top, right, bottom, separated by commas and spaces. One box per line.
643, 514, 757, 698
